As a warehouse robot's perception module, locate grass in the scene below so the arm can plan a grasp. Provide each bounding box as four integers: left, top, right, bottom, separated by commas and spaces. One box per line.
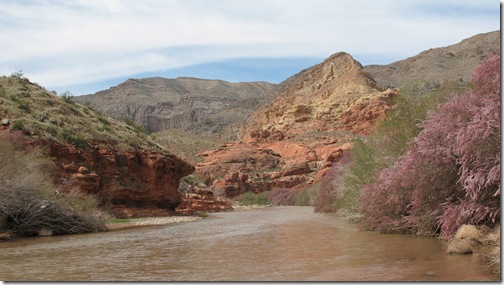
238, 191, 272, 206
0, 75, 163, 151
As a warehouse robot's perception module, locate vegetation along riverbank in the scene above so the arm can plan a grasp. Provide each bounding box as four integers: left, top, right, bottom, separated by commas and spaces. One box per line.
0, 31, 499, 279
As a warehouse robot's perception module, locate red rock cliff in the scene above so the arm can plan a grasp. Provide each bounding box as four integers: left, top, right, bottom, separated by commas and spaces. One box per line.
196, 53, 397, 197
49, 143, 195, 218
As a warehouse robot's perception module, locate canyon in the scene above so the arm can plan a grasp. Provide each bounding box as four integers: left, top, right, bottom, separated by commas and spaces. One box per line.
0, 30, 499, 218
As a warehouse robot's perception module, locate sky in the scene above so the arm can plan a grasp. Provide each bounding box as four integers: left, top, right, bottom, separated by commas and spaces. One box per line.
0, 0, 500, 95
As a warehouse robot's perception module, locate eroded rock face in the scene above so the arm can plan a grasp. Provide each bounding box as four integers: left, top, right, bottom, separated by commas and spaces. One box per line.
176, 187, 234, 214
49, 143, 195, 218
74, 77, 275, 138
196, 142, 285, 185
240, 52, 388, 142
234, 53, 396, 187
196, 53, 394, 197
338, 88, 398, 135
195, 139, 352, 198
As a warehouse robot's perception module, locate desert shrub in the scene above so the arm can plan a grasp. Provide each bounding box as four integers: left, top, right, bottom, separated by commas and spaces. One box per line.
267, 188, 297, 206
124, 117, 146, 134
238, 191, 271, 206
359, 52, 500, 238
10, 120, 24, 131
0, 132, 106, 237
179, 174, 206, 192
60, 91, 75, 105
16, 99, 31, 113
315, 79, 467, 215
312, 165, 340, 212
60, 129, 88, 149
293, 188, 310, 206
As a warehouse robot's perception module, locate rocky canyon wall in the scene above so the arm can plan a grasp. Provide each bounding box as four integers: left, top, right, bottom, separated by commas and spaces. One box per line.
49, 143, 195, 218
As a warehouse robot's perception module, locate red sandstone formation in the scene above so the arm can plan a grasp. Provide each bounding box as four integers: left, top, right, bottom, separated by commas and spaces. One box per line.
175, 187, 234, 214
49, 143, 195, 218
195, 53, 395, 198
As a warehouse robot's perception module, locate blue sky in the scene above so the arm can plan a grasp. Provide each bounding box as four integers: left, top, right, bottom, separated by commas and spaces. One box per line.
0, 0, 500, 95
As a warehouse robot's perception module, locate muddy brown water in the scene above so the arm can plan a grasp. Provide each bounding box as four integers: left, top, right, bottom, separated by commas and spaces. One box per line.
0, 206, 498, 281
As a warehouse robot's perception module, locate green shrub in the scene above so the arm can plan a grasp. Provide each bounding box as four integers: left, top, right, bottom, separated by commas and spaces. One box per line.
238, 191, 271, 206
60, 129, 88, 149
179, 174, 206, 192
314, 81, 467, 215
45, 125, 58, 137
293, 188, 310, 206
10, 120, 24, 131
17, 100, 31, 113
195, 211, 208, 218
60, 91, 75, 105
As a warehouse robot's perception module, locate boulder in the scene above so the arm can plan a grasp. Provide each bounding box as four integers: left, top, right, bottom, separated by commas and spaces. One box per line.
280, 161, 312, 177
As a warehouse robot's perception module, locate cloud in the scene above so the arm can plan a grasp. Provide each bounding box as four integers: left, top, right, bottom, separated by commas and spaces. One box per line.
0, 0, 499, 93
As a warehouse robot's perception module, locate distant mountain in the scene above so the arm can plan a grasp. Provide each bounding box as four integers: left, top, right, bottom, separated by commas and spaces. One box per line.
365, 30, 500, 89
240, 52, 390, 141
74, 77, 275, 139
75, 31, 500, 164
197, 31, 501, 198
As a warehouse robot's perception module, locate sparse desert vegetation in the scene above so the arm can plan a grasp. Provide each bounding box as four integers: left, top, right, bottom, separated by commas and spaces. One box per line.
0, 131, 107, 239
0, 74, 161, 151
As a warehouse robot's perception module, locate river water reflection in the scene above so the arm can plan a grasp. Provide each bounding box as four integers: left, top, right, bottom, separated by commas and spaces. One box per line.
0, 206, 498, 281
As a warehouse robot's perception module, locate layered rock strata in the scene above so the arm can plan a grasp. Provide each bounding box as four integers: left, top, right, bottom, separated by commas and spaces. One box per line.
49, 143, 195, 218
196, 53, 396, 197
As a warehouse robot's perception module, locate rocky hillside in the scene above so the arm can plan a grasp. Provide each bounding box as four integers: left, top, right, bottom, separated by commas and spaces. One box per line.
196, 53, 398, 197
365, 30, 500, 89
195, 31, 500, 199
0, 74, 195, 218
74, 77, 275, 138
240, 52, 394, 139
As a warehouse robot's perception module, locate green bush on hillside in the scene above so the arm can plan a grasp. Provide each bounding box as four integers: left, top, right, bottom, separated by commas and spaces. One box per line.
179, 174, 207, 192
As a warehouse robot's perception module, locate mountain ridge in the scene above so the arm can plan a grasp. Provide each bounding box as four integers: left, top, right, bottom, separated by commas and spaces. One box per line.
74, 77, 275, 137
365, 30, 500, 88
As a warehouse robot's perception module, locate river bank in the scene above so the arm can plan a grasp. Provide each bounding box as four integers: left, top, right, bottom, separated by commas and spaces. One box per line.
105, 204, 271, 230
106, 216, 202, 230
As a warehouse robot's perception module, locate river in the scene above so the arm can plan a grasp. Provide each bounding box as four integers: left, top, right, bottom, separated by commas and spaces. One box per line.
0, 206, 498, 281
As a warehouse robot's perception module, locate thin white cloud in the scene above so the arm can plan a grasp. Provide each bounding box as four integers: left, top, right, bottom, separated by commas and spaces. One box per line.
0, 0, 499, 92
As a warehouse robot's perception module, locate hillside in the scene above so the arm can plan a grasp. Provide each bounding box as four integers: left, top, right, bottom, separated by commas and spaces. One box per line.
0, 75, 162, 151
240, 52, 391, 140
195, 31, 501, 200
0, 74, 194, 219
365, 30, 500, 89
196, 52, 397, 197
74, 77, 275, 139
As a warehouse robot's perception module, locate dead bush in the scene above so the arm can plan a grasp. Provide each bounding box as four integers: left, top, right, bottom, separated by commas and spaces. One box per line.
0, 132, 106, 238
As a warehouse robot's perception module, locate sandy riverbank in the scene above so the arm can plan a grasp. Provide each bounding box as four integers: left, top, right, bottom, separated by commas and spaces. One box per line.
106, 205, 271, 230
106, 216, 202, 230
